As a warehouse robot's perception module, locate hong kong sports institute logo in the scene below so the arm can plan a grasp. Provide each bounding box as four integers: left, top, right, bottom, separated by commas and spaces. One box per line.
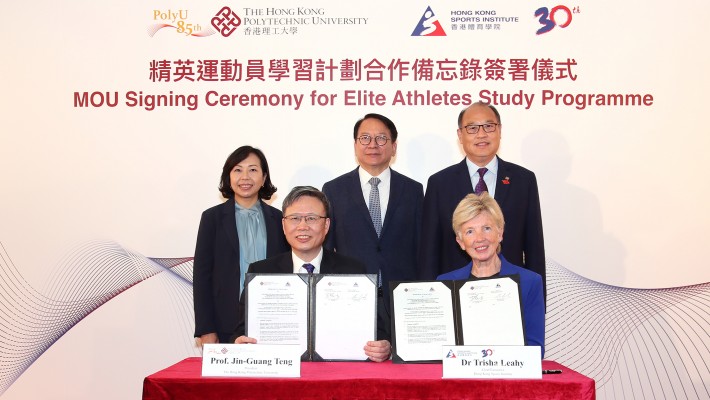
411, 6, 446, 36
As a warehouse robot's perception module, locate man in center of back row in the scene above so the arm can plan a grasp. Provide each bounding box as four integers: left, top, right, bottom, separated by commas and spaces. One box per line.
323, 113, 424, 342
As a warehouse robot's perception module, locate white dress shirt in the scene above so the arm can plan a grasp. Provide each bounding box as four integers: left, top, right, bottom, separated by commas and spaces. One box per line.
291, 248, 325, 274
358, 166, 391, 225
466, 156, 499, 196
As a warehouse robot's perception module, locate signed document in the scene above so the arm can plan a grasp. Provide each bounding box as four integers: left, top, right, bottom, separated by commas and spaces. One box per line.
313, 274, 376, 361
391, 281, 456, 363
458, 277, 524, 346
390, 276, 524, 363
245, 273, 376, 361
246, 274, 309, 356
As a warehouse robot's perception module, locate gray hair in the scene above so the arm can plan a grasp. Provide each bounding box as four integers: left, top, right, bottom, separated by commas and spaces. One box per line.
282, 186, 331, 217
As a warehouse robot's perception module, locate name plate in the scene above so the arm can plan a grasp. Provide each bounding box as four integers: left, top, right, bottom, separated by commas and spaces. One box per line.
442, 345, 541, 379
202, 344, 301, 377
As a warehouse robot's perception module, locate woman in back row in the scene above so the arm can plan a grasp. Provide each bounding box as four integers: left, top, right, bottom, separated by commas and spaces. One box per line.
193, 146, 289, 344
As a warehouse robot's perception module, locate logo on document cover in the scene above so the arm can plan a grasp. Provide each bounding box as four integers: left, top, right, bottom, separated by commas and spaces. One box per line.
411, 6, 446, 36
446, 349, 456, 358
481, 349, 493, 358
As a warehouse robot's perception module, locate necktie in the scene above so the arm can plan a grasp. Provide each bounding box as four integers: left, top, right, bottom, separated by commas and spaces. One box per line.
474, 168, 488, 195
303, 263, 315, 274
368, 177, 383, 288
368, 177, 382, 237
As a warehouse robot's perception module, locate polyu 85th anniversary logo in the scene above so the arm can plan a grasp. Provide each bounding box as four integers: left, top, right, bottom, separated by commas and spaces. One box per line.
148, 6, 242, 38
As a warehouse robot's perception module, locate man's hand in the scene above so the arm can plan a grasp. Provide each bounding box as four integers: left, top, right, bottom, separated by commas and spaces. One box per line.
235, 335, 258, 344
364, 340, 391, 362
197, 332, 219, 347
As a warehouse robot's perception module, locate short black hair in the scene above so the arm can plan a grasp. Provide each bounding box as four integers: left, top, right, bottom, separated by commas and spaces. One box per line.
458, 101, 501, 128
353, 113, 398, 142
281, 186, 331, 217
218, 146, 277, 200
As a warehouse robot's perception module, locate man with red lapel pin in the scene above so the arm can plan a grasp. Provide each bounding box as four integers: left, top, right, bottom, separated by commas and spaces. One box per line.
419, 102, 546, 299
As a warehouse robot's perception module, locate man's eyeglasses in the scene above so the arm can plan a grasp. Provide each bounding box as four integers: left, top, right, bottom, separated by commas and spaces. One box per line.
283, 215, 327, 225
357, 135, 390, 146
461, 123, 500, 135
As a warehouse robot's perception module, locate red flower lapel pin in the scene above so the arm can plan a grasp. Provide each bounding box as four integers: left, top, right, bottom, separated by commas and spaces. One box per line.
501, 177, 510, 185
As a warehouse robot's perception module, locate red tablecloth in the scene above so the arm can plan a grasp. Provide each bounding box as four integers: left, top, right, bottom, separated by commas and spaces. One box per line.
143, 358, 595, 400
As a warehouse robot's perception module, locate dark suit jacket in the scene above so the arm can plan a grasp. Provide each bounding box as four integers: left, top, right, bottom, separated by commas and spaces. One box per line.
323, 167, 423, 341
322, 167, 423, 290
419, 157, 546, 289
231, 249, 367, 340
193, 198, 289, 343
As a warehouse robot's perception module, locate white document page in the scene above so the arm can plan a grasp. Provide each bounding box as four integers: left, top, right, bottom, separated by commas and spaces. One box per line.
246, 274, 309, 355
458, 277, 524, 346
393, 281, 456, 362
314, 275, 375, 360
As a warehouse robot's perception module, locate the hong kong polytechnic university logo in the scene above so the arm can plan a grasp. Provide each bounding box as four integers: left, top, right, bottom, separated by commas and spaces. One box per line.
211, 6, 242, 37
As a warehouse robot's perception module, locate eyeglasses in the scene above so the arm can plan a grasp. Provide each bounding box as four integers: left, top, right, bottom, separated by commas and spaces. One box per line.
357, 135, 390, 146
283, 215, 327, 225
461, 123, 500, 135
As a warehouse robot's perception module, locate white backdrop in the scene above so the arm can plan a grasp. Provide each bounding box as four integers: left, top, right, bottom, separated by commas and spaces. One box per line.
1, 1, 709, 399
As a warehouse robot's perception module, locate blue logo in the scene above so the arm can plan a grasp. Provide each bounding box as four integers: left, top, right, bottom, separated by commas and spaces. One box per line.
411, 6, 446, 36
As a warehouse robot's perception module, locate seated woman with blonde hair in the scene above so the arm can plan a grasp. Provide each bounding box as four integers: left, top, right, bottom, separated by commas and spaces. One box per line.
437, 192, 545, 357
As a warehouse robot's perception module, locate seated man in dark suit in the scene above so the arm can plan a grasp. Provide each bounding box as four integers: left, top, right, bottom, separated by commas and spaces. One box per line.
231, 186, 391, 362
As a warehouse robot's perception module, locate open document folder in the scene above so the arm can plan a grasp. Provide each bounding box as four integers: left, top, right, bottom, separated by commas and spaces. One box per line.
245, 273, 377, 361
390, 275, 525, 363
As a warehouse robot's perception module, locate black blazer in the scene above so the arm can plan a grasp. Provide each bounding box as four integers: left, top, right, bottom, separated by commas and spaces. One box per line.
231, 249, 367, 340
193, 198, 289, 343
419, 157, 546, 287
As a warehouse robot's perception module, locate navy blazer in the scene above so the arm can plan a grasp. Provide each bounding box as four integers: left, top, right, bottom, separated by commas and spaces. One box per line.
419, 157, 545, 289
322, 167, 423, 287
231, 249, 367, 339
437, 256, 545, 358
193, 198, 289, 343
323, 168, 422, 342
